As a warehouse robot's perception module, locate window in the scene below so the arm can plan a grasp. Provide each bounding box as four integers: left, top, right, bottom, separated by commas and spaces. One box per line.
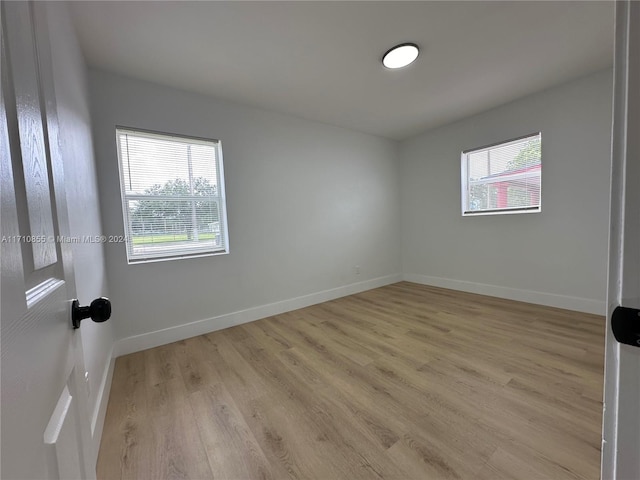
461, 133, 541, 216
116, 127, 229, 263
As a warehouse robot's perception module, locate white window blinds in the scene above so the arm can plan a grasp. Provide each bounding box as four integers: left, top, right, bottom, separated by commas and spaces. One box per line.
462, 133, 541, 215
116, 128, 229, 263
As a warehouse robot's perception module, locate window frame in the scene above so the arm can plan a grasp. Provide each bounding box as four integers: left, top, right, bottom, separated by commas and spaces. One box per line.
115, 126, 230, 264
461, 132, 542, 217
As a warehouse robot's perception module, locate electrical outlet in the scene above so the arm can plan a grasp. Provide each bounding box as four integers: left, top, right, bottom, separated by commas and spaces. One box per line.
355, 265, 361, 275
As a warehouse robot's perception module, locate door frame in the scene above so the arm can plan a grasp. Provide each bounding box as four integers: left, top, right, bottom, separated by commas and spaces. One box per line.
602, 1, 640, 478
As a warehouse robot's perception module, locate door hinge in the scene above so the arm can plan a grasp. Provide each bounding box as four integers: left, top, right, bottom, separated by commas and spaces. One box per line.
612, 306, 640, 348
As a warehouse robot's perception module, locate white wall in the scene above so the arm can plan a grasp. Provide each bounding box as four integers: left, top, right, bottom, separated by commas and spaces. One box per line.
401, 69, 613, 314
88, 67, 612, 351
89, 70, 401, 343
45, 0, 116, 457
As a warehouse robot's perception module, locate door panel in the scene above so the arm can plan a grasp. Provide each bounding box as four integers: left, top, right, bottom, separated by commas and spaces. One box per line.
615, 0, 640, 473
603, 1, 640, 478
1, 2, 94, 478
44, 379, 86, 480
3, 0, 57, 270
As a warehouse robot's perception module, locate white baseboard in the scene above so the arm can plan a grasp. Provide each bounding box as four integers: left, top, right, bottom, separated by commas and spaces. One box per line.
403, 273, 605, 316
113, 274, 402, 358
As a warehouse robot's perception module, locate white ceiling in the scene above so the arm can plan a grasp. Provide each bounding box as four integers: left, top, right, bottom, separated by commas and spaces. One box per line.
70, 1, 614, 140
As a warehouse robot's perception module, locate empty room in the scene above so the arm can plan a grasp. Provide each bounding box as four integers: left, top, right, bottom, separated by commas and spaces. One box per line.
2, 1, 639, 479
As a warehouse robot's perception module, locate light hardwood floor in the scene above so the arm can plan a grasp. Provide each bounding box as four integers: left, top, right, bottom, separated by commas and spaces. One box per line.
97, 282, 605, 479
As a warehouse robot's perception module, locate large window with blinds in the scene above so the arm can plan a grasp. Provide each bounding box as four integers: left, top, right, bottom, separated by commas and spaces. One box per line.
116, 127, 229, 263
461, 133, 541, 216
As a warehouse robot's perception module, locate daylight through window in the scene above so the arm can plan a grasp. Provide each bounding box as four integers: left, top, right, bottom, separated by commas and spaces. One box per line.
461, 133, 541, 216
116, 128, 229, 263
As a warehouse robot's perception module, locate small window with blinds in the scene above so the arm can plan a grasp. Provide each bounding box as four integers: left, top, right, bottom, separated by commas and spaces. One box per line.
115, 127, 229, 263
461, 133, 541, 216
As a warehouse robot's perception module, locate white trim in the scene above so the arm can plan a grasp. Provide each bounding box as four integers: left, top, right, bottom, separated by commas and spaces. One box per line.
403, 273, 605, 315
90, 345, 115, 459
462, 206, 541, 217
462, 131, 542, 155
113, 274, 402, 357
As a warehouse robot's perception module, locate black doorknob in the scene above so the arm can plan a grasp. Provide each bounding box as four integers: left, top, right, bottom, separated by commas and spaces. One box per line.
72, 297, 111, 329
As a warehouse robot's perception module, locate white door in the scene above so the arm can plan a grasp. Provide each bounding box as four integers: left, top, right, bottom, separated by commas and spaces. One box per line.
602, 1, 640, 479
1, 2, 97, 479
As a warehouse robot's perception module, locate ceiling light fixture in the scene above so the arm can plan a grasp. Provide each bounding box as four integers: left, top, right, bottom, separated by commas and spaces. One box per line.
382, 43, 419, 69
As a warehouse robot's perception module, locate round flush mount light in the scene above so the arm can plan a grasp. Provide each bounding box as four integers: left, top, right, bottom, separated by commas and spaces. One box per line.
382, 43, 419, 69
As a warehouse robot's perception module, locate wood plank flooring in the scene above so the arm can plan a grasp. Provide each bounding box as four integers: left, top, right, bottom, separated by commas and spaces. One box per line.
97, 282, 605, 479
